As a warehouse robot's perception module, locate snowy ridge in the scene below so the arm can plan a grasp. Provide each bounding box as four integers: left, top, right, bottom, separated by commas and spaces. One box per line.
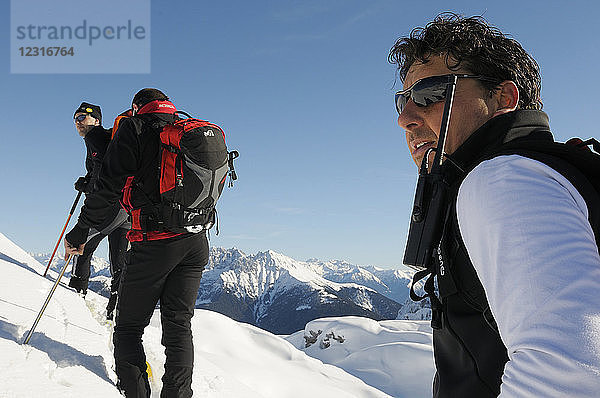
0, 231, 435, 397
1, 232, 48, 275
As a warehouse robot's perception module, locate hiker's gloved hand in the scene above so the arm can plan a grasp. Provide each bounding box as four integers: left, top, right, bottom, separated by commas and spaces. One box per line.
74, 176, 90, 193
64, 224, 88, 260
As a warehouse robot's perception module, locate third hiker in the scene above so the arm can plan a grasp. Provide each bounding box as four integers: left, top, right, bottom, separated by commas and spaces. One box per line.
70, 102, 129, 320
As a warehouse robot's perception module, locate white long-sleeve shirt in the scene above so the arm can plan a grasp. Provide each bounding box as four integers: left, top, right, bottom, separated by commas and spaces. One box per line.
456, 154, 600, 397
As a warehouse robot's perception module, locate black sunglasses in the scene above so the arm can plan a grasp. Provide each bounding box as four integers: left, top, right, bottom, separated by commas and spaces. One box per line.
74, 114, 89, 122
395, 74, 500, 115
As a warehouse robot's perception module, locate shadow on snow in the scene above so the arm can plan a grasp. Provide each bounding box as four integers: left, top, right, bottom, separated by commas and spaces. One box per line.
0, 318, 113, 384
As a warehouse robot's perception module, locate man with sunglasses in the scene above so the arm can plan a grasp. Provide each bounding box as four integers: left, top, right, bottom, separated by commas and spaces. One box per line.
70, 102, 129, 321
390, 13, 600, 397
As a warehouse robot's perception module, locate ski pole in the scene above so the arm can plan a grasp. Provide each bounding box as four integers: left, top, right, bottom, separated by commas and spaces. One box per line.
43, 191, 82, 277
24, 254, 74, 345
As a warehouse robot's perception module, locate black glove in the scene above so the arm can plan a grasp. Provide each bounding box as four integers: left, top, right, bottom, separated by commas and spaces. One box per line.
74, 176, 90, 193
65, 224, 90, 248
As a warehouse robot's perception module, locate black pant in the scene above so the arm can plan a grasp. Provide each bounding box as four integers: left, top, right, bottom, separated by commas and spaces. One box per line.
69, 227, 128, 294
69, 232, 103, 291
108, 228, 129, 294
113, 233, 208, 398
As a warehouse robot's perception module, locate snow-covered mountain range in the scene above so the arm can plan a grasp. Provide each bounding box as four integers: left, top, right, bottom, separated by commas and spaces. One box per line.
33, 246, 431, 334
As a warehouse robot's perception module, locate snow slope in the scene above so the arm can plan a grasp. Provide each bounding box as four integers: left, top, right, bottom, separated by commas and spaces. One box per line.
0, 233, 119, 397
0, 232, 435, 397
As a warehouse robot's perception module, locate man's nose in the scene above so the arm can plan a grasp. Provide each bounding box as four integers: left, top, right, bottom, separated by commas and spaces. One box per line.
397, 100, 423, 131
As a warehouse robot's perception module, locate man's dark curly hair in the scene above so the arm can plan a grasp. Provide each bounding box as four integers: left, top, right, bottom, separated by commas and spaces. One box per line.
389, 13, 542, 110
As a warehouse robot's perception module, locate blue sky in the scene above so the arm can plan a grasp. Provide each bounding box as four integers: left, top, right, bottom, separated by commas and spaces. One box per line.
0, 0, 597, 268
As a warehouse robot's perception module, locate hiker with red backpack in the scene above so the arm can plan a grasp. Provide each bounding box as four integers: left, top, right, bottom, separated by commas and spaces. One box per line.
70, 102, 129, 320
392, 13, 600, 397
64, 88, 236, 397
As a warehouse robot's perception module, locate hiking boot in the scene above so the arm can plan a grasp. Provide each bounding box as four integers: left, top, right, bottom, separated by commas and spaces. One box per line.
68, 275, 88, 294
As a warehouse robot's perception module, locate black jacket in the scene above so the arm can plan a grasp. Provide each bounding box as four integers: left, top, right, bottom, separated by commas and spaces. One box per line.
428, 110, 600, 397
82, 126, 111, 193
67, 109, 179, 246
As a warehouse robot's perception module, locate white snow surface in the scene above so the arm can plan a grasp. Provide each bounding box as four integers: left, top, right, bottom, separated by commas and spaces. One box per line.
0, 232, 435, 397
286, 317, 435, 398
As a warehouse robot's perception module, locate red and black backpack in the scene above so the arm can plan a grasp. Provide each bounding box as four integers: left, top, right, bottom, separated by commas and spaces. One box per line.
121, 109, 238, 239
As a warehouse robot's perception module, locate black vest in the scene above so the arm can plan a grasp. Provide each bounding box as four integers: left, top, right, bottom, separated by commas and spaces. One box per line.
427, 110, 600, 397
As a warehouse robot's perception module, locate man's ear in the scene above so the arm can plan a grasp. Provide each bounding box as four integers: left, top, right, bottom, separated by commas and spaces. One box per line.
94, 118, 100, 126
491, 80, 519, 117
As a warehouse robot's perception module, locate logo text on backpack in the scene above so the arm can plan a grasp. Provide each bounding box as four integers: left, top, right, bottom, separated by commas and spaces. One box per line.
204, 129, 215, 137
